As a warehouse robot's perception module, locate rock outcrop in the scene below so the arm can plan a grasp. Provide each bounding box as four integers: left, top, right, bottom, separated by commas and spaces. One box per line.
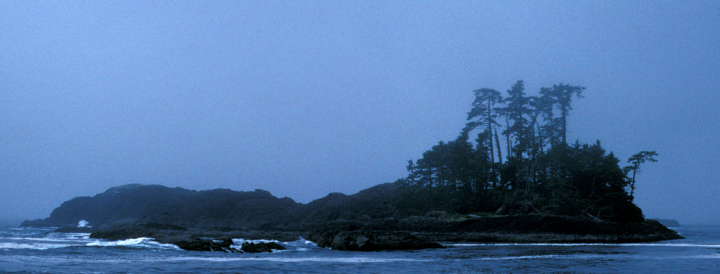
174, 238, 239, 252
240, 242, 286, 253
172, 238, 286, 253
88, 221, 188, 241
86, 221, 288, 253
21, 184, 301, 229
22, 183, 683, 251
304, 215, 682, 248
307, 228, 443, 251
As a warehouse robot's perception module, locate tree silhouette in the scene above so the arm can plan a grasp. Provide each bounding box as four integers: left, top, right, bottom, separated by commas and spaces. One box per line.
541, 84, 585, 145
401, 80, 649, 223
465, 88, 503, 187
503, 80, 532, 158
465, 88, 503, 165
624, 151, 658, 198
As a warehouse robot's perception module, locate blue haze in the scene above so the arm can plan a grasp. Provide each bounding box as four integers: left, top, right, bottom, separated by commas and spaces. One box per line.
1, 1, 719, 224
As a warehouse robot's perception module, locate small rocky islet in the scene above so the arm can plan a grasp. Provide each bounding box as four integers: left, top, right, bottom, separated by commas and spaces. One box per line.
21, 82, 683, 252
22, 184, 682, 252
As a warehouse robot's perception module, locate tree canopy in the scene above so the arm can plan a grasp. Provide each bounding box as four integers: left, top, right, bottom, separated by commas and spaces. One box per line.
396, 81, 650, 223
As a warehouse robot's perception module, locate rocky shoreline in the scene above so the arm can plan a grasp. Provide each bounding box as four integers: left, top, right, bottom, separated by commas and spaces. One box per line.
23, 184, 684, 252
70, 215, 682, 252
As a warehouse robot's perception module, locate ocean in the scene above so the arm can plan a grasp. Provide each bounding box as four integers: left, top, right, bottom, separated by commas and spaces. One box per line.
0, 225, 718, 273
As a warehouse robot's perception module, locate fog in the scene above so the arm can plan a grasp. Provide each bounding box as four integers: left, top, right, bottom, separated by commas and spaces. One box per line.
1, 1, 718, 225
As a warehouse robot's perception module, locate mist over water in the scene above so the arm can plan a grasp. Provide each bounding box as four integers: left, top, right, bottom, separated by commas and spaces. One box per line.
0, 220, 22, 229
1, 1, 720, 225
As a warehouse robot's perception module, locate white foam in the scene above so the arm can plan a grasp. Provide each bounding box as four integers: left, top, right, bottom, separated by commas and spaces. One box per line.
688, 254, 720, 259
476, 254, 562, 260
86, 237, 180, 250
232, 238, 279, 245
7, 233, 91, 242
77, 220, 90, 228
230, 237, 318, 252
7, 237, 78, 242
295, 236, 317, 246
0, 229, 95, 250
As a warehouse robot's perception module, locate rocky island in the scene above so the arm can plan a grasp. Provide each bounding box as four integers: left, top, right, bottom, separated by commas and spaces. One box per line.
21, 183, 681, 252
22, 81, 684, 251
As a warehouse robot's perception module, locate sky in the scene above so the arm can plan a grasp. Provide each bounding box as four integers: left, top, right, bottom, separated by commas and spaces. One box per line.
1, 1, 719, 225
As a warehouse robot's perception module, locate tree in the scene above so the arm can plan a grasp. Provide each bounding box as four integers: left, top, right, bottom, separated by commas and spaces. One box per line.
503, 80, 532, 158
401, 80, 648, 222
541, 84, 585, 145
624, 151, 658, 198
465, 87, 504, 189
465, 88, 503, 165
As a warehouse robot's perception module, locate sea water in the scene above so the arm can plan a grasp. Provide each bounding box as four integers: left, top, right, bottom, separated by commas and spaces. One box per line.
0, 225, 719, 273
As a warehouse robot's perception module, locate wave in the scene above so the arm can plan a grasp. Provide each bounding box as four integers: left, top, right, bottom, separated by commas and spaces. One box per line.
0, 239, 176, 251
5, 235, 90, 242
86, 237, 180, 250
163, 256, 433, 263
0, 228, 318, 252
0, 242, 73, 250
0, 232, 176, 251
230, 237, 318, 252
449, 243, 720, 248
473, 252, 720, 261
0, 231, 92, 250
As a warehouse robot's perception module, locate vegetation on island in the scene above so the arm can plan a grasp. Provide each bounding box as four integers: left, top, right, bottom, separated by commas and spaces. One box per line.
395, 80, 656, 223
21, 80, 678, 250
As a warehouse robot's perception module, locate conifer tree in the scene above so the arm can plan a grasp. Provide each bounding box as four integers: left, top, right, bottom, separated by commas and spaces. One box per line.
624, 151, 658, 197
401, 80, 646, 222
465, 88, 503, 165
550, 84, 585, 145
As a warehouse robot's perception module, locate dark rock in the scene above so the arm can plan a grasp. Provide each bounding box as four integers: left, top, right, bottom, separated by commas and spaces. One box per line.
88, 221, 293, 252
89, 221, 188, 241
54, 226, 94, 233
23, 183, 684, 251
20, 184, 302, 229
240, 242, 286, 253
169, 238, 287, 253
306, 215, 683, 245
20, 183, 410, 230
174, 238, 240, 252
308, 229, 443, 251
300, 183, 401, 224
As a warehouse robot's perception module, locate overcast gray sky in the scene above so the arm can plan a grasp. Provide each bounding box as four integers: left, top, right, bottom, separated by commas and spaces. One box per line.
1, 1, 719, 225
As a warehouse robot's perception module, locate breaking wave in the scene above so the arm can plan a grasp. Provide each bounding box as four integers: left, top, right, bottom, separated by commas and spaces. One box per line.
231, 237, 318, 252
86, 237, 180, 250
0, 228, 176, 251
0, 242, 73, 250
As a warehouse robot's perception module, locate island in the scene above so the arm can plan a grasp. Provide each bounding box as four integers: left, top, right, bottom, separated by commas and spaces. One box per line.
21, 183, 681, 252
21, 81, 683, 251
